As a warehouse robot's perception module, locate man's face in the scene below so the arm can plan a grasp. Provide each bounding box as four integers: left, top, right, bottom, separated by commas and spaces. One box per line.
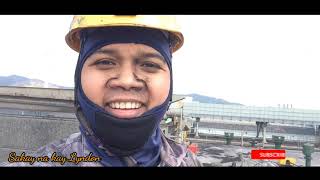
81, 43, 170, 119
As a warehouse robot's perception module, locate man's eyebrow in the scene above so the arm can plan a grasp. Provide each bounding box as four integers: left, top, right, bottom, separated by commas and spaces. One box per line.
140, 53, 166, 63
94, 49, 166, 63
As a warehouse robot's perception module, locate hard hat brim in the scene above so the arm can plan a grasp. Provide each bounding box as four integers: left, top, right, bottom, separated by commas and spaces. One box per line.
65, 25, 184, 53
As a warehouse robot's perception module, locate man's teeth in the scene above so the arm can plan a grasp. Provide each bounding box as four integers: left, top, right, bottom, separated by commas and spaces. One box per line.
109, 102, 142, 109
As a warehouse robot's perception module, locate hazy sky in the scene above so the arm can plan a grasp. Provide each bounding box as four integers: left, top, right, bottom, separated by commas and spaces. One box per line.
1, 15, 320, 110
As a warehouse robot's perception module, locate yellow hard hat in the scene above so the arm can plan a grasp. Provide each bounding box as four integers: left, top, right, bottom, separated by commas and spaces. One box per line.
279, 157, 296, 165
65, 15, 184, 53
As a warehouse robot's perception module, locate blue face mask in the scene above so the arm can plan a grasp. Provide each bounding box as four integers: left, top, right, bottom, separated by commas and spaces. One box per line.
74, 27, 173, 165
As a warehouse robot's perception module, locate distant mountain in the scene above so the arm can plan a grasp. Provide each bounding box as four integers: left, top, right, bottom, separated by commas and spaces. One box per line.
0, 75, 70, 89
0, 75, 241, 105
184, 93, 242, 105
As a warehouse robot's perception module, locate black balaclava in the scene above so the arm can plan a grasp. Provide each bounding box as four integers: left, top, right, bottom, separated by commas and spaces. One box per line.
74, 27, 173, 166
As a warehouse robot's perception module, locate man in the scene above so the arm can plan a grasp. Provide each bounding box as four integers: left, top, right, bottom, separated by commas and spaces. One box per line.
2, 15, 202, 166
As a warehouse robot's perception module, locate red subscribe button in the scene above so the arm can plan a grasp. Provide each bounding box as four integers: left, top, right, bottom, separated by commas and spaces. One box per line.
251, 149, 286, 160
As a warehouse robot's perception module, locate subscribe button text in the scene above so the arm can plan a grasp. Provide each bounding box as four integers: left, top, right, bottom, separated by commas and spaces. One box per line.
251, 149, 286, 160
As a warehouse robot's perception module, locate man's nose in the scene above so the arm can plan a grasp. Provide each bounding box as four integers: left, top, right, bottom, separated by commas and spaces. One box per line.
108, 65, 144, 91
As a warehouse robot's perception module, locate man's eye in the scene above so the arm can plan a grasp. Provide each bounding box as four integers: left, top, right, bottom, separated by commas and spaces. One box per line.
141, 62, 160, 69
95, 60, 115, 66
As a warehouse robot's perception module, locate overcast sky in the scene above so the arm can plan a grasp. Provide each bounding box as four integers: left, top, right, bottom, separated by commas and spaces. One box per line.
1, 15, 320, 110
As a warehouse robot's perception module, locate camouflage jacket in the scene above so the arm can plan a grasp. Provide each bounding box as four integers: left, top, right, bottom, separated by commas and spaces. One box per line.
1, 132, 202, 167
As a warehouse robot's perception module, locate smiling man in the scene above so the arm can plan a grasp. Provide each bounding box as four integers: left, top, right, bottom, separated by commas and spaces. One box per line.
81, 43, 170, 120
2, 15, 202, 167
